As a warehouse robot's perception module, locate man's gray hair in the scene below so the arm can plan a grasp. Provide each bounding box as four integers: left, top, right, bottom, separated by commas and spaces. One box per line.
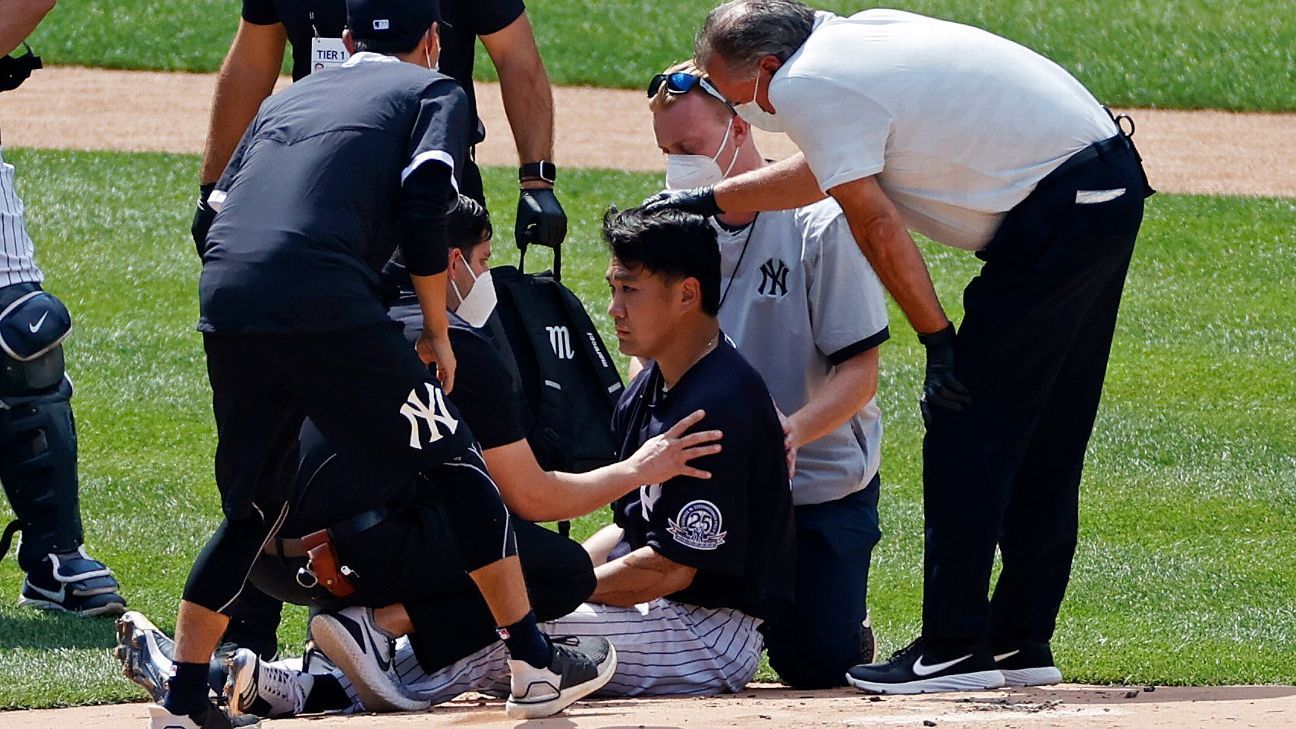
694, 0, 816, 76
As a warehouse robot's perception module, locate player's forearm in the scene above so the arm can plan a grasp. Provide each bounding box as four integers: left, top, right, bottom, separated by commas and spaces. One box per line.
0, 0, 55, 57
486, 14, 555, 165
501, 459, 640, 523
410, 273, 450, 339
787, 348, 880, 448
590, 546, 696, 607
713, 153, 826, 214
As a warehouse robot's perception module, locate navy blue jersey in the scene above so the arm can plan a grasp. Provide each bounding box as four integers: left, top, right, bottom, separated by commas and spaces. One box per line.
241, 0, 523, 143
199, 56, 468, 333
611, 338, 795, 621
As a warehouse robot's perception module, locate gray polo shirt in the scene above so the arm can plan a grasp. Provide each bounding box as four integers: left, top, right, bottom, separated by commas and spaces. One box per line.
714, 198, 889, 506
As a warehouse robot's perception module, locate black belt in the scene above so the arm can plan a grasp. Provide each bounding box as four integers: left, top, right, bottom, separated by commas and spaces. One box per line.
263, 507, 390, 558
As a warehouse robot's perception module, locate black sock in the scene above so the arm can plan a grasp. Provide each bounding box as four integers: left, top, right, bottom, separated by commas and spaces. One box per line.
302, 674, 352, 714
498, 612, 552, 669
162, 661, 210, 717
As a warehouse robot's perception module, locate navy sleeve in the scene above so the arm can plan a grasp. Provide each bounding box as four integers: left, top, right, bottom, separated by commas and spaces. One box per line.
642, 411, 750, 577
463, 0, 526, 36
446, 328, 527, 449
241, 0, 280, 25
399, 163, 455, 276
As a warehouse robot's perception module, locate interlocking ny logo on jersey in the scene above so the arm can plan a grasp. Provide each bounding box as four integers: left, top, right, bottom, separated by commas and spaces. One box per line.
757, 258, 790, 298
546, 325, 575, 359
400, 383, 459, 449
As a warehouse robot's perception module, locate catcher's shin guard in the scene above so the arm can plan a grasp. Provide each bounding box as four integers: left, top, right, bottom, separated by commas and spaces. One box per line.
0, 374, 84, 570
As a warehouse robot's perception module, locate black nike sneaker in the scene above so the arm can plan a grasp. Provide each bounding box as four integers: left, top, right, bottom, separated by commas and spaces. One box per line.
846, 636, 1005, 695
992, 639, 1062, 687
309, 606, 429, 712
505, 635, 617, 719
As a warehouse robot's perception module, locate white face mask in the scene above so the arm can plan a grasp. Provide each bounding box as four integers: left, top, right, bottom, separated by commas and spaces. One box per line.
451, 265, 496, 328
734, 69, 784, 133
664, 117, 740, 190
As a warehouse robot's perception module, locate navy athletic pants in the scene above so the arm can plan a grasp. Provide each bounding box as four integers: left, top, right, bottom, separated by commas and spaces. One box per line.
764, 477, 881, 688
921, 134, 1152, 647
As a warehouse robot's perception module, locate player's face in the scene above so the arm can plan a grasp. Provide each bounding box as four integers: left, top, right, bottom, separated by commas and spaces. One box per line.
653, 93, 731, 159
606, 258, 682, 358
450, 237, 492, 298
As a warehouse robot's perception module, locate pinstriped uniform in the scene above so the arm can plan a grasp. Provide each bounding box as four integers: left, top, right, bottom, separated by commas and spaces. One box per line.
323, 598, 764, 706
0, 148, 44, 288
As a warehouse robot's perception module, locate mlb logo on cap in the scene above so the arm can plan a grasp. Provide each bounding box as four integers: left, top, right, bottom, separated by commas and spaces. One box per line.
373, 19, 389, 29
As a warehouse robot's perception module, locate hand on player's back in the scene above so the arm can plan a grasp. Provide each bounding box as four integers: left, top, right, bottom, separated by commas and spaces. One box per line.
627, 409, 723, 485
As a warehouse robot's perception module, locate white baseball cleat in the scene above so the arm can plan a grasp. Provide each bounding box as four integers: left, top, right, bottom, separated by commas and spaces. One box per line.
225, 647, 312, 718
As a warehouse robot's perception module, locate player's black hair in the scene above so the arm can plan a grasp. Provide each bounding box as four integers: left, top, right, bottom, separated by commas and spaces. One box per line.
447, 194, 492, 252
603, 206, 721, 316
352, 28, 427, 55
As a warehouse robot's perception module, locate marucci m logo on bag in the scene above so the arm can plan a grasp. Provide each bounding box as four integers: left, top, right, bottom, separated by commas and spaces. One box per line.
546, 325, 575, 359
757, 258, 790, 298
400, 383, 459, 449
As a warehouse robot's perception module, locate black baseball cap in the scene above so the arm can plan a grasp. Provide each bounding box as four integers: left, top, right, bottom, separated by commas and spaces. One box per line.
347, 0, 441, 41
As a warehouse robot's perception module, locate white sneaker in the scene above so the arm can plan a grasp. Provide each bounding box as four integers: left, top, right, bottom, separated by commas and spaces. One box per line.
309, 606, 429, 713
505, 636, 617, 719
226, 648, 311, 718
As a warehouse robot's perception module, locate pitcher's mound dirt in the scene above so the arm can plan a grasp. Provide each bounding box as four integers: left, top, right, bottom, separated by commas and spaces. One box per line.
2, 67, 1294, 198
7, 684, 1296, 729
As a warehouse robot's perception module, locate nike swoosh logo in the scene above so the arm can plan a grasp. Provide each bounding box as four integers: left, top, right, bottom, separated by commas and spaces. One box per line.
365, 625, 392, 673
913, 653, 972, 677
28, 311, 49, 333
994, 649, 1020, 662
25, 581, 65, 602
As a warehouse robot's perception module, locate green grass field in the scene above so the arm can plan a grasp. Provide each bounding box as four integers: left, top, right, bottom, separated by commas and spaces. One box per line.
0, 150, 1291, 708
26, 0, 1296, 111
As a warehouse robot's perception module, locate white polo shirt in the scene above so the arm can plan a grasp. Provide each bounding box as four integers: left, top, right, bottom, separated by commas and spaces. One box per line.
769, 10, 1118, 250
714, 197, 889, 506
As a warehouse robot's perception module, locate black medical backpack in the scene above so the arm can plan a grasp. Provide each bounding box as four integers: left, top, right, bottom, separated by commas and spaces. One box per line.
488, 246, 624, 483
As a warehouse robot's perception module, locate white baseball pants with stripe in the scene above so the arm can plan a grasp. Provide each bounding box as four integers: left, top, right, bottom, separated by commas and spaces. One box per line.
323, 598, 764, 707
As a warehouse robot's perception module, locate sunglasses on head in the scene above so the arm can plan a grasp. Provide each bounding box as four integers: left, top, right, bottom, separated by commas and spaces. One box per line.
647, 72, 736, 112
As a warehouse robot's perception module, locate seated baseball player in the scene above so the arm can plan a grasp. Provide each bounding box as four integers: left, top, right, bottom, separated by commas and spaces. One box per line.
117, 199, 725, 718
299, 206, 796, 702
647, 61, 890, 688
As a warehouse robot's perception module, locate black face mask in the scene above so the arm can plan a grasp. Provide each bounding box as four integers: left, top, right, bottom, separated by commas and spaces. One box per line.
0, 44, 43, 93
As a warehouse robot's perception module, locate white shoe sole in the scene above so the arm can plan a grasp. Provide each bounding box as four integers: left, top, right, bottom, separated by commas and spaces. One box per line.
505, 644, 618, 719
147, 704, 198, 729
1001, 666, 1062, 686
846, 668, 1006, 695
19, 594, 126, 617
310, 613, 430, 713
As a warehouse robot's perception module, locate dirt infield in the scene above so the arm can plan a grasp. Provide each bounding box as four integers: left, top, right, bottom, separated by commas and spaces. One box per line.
2, 67, 1294, 198
8, 684, 1296, 728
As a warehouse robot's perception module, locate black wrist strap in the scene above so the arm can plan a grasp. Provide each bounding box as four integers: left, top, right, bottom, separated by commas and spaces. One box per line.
519, 161, 557, 184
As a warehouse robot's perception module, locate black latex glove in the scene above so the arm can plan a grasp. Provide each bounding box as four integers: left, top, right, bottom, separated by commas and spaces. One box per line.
917, 324, 971, 425
640, 186, 723, 217
191, 183, 217, 257
516, 187, 567, 249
